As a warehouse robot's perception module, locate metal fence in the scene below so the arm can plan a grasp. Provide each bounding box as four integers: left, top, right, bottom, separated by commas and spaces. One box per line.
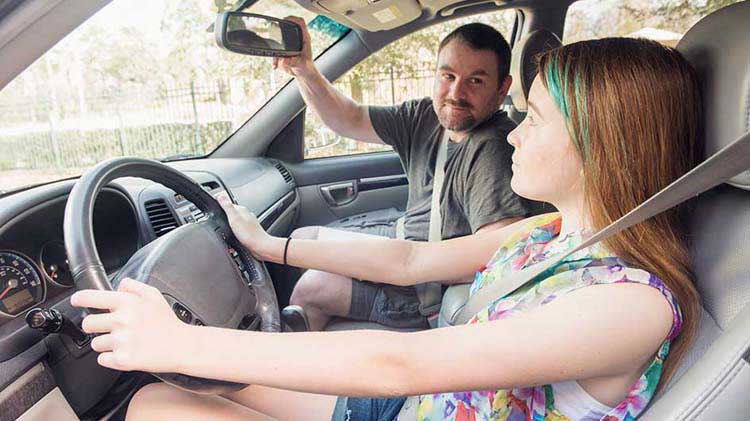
0, 64, 436, 171
306, 65, 434, 157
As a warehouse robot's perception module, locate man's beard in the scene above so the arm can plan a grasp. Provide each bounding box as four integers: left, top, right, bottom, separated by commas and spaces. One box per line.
436, 97, 494, 132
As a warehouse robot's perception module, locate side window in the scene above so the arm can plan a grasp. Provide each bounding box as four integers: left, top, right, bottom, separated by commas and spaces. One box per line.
304, 10, 515, 159
564, 0, 745, 45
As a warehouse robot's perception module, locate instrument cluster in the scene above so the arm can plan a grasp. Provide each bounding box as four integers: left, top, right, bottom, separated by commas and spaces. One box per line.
0, 251, 46, 318
0, 242, 76, 318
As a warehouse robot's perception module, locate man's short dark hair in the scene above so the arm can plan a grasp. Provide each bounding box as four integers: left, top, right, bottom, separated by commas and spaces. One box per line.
438, 23, 511, 84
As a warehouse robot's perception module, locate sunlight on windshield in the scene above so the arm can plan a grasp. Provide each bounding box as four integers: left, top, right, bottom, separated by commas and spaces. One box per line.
0, 0, 342, 192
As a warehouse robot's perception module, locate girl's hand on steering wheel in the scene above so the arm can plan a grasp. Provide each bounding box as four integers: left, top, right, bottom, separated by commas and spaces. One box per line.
70, 278, 190, 373
218, 195, 273, 258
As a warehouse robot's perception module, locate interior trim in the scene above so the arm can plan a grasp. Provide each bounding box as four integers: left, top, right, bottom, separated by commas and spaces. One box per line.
258, 190, 296, 228
358, 174, 408, 191
0, 0, 110, 91
16, 387, 77, 421
0, 363, 57, 421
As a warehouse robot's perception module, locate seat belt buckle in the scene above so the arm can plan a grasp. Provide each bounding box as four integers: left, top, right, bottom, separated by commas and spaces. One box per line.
426, 312, 441, 329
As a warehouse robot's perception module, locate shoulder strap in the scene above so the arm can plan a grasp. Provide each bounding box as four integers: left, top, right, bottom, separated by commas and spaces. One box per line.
454, 130, 750, 325
414, 129, 450, 316
428, 129, 449, 242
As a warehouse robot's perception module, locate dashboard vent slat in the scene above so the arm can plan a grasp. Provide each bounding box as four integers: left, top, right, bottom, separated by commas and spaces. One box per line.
145, 199, 178, 237
274, 162, 293, 184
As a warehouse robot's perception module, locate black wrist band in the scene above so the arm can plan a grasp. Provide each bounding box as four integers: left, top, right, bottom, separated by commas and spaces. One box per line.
283, 237, 292, 266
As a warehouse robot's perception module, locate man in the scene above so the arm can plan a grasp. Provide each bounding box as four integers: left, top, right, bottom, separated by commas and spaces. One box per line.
278, 20, 536, 331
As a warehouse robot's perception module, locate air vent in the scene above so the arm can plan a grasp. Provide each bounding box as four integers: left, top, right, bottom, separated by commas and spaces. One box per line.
274, 162, 293, 184
201, 181, 221, 192
144, 199, 178, 237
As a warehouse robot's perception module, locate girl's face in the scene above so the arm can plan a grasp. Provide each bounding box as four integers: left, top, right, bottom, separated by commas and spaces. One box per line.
507, 76, 584, 205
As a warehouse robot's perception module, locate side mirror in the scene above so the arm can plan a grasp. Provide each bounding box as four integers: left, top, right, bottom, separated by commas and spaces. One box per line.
215, 12, 303, 57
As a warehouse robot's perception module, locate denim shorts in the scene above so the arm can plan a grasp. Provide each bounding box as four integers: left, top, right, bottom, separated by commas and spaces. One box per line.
326, 208, 400, 238
326, 210, 430, 329
349, 281, 430, 329
331, 396, 407, 421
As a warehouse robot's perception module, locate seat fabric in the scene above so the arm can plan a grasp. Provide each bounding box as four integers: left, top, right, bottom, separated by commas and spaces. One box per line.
640, 2, 750, 419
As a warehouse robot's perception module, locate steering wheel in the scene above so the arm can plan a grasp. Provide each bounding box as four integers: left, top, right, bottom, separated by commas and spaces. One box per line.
62, 157, 280, 394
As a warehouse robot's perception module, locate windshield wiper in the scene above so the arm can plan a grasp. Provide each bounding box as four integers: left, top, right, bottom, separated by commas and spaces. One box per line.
161, 153, 202, 162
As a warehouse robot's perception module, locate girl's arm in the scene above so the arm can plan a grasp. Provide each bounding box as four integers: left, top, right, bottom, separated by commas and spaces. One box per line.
72, 279, 674, 397
222, 199, 529, 287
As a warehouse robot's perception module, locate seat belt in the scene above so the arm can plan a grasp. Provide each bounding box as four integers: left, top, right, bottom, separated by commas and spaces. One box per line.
415, 129, 449, 317
395, 215, 405, 240
454, 130, 750, 325
394, 130, 449, 317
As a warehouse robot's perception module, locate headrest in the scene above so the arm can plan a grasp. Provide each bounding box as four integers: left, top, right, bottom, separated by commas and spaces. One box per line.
677, 1, 750, 190
509, 29, 562, 111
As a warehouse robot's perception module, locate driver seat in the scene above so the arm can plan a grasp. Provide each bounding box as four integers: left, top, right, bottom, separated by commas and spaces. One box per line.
639, 2, 750, 418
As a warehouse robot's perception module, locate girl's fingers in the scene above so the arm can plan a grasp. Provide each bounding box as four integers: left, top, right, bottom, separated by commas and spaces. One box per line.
90, 334, 114, 353
218, 196, 238, 217
117, 278, 163, 301
97, 352, 122, 371
70, 290, 127, 311
81, 313, 118, 334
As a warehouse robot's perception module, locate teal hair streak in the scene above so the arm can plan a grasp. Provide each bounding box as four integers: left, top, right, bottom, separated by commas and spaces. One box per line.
573, 72, 590, 160
544, 55, 591, 161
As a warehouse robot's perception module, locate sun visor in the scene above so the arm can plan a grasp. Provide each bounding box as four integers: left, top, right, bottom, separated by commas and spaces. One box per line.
306, 0, 421, 31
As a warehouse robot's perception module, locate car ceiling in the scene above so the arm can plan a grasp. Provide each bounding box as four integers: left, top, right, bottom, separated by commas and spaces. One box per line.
293, 0, 572, 32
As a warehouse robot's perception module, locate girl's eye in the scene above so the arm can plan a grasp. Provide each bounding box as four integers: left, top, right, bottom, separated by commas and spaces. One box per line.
442, 73, 455, 81
469, 78, 483, 84
525, 114, 536, 125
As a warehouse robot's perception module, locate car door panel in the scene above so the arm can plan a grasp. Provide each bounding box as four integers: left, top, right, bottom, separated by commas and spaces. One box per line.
286, 152, 407, 227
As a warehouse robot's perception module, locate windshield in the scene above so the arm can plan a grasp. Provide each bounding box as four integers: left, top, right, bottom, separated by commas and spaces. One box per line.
0, 0, 346, 193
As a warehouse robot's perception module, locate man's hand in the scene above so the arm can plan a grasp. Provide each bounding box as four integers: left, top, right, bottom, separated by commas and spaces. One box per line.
273, 16, 315, 78
271, 16, 382, 143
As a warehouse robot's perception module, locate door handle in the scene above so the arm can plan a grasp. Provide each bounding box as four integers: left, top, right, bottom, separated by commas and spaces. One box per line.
320, 181, 357, 206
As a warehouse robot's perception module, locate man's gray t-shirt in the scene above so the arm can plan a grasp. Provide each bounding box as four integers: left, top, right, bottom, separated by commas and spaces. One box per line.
368, 97, 533, 241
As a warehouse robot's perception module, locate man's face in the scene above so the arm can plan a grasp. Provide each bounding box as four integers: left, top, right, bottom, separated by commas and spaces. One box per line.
433, 39, 507, 133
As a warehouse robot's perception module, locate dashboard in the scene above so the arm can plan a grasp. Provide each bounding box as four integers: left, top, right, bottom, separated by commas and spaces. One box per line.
0, 189, 138, 319
0, 157, 299, 418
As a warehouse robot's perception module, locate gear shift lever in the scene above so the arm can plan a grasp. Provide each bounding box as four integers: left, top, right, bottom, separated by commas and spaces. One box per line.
281, 305, 310, 332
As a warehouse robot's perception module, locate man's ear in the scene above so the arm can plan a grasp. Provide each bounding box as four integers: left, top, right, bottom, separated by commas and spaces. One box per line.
497, 75, 513, 107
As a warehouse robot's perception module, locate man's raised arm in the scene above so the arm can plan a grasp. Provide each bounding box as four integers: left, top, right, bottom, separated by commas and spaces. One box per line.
274, 17, 383, 144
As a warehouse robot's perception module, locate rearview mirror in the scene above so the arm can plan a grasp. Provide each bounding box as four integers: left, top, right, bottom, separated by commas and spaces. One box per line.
215, 12, 303, 57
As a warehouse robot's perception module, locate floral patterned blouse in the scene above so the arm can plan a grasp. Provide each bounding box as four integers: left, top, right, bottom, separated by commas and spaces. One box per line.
406, 213, 682, 421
